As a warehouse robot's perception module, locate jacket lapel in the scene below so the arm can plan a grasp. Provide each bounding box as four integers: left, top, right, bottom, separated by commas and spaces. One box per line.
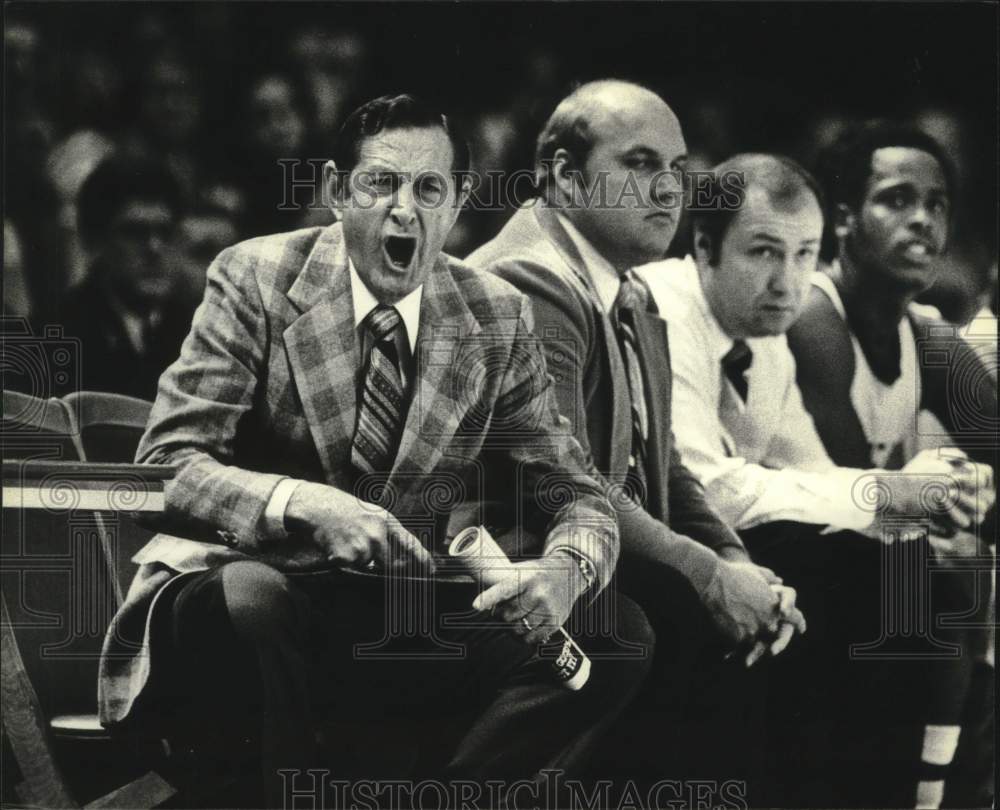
390, 257, 480, 487
532, 204, 632, 476
284, 226, 359, 488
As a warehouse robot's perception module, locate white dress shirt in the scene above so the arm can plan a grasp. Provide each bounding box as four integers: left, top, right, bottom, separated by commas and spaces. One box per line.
263, 260, 424, 535
638, 256, 876, 532
556, 212, 620, 315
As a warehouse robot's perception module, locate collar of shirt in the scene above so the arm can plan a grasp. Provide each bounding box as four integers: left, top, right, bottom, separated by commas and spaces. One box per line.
555, 212, 621, 315
348, 260, 422, 353
676, 256, 740, 362
105, 288, 163, 355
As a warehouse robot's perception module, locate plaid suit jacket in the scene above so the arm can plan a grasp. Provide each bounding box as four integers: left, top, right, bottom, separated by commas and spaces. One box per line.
99, 223, 617, 725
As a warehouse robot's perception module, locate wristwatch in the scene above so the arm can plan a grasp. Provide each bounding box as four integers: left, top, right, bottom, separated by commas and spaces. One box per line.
551, 546, 597, 593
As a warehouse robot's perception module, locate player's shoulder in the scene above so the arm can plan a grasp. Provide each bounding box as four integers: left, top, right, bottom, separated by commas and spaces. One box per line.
788, 273, 854, 381
794, 270, 849, 337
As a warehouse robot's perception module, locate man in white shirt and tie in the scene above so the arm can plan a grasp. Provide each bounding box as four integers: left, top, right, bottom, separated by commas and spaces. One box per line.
640, 152, 993, 808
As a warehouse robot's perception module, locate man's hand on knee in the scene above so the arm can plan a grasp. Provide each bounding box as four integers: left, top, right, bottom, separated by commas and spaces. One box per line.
702, 559, 782, 656
877, 450, 995, 535
285, 482, 435, 574
744, 583, 807, 666
472, 553, 589, 645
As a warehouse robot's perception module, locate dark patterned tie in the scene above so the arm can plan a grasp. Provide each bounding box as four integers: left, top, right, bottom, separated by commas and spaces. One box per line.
352, 305, 405, 474
613, 270, 654, 502
722, 339, 753, 403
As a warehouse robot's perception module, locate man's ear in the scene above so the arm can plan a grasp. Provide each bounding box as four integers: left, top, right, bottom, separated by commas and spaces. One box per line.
443, 173, 472, 230
455, 171, 472, 211
833, 203, 855, 241
323, 160, 346, 216
692, 224, 714, 267
548, 148, 580, 203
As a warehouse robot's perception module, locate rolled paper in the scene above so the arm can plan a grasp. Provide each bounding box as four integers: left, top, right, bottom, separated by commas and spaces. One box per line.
449, 526, 591, 690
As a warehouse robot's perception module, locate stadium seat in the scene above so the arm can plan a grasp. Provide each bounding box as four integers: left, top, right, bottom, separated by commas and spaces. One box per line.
1, 389, 175, 807
61, 392, 157, 595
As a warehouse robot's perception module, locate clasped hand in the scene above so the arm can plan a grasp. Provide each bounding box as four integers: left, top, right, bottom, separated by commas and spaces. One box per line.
703, 560, 806, 667
879, 449, 995, 537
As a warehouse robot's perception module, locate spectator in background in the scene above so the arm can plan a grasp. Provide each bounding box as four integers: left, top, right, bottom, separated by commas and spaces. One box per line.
45, 131, 117, 291
3, 220, 32, 320
5, 15, 64, 321
52, 155, 195, 401
127, 48, 207, 200
234, 71, 318, 236
60, 43, 124, 135
288, 26, 368, 143
175, 192, 242, 298
449, 105, 522, 254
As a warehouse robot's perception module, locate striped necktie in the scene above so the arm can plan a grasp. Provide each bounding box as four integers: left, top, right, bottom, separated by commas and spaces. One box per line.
613, 270, 653, 502
352, 305, 405, 475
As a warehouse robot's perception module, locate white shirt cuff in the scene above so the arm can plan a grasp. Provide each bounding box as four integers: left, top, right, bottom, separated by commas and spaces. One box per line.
264, 478, 303, 537
827, 467, 880, 532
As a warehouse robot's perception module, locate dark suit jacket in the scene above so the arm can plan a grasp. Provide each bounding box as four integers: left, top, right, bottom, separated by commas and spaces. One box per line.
52, 270, 196, 401
99, 222, 618, 725
468, 202, 749, 598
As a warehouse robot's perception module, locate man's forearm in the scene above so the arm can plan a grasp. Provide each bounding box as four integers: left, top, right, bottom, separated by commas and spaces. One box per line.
666, 450, 750, 561
617, 503, 723, 596
543, 502, 619, 592
147, 446, 289, 551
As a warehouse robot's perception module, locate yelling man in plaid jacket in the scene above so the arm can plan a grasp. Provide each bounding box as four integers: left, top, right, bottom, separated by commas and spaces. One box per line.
98, 94, 653, 806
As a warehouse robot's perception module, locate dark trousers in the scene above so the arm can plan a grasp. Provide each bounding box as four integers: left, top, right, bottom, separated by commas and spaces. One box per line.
146, 561, 653, 808
741, 522, 975, 808
596, 539, 769, 805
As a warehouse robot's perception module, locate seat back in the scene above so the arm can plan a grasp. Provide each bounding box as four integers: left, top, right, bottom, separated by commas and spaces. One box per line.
3, 390, 177, 807
1, 391, 114, 721
60, 392, 156, 594
61, 392, 151, 464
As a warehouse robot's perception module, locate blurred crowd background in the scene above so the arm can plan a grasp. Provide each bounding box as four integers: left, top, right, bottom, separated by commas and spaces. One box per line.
5, 2, 997, 353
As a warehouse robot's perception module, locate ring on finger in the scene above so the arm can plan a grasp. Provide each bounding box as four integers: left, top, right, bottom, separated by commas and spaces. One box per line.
521, 616, 533, 632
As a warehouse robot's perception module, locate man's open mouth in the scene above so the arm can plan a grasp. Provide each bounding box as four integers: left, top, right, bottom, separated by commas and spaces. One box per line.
900, 241, 934, 263
384, 235, 417, 270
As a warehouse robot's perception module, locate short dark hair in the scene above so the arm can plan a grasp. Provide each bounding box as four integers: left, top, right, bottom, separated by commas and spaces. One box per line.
534, 97, 598, 194
817, 120, 956, 217
331, 93, 470, 179
691, 153, 825, 264
77, 154, 182, 247
814, 120, 956, 260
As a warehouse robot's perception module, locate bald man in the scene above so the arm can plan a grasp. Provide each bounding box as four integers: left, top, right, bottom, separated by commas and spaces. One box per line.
468, 81, 803, 793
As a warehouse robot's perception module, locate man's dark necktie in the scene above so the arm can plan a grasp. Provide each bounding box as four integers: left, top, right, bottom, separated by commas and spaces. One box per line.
613, 270, 655, 503
722, 339, 753, 403
352, 305, 405, 474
